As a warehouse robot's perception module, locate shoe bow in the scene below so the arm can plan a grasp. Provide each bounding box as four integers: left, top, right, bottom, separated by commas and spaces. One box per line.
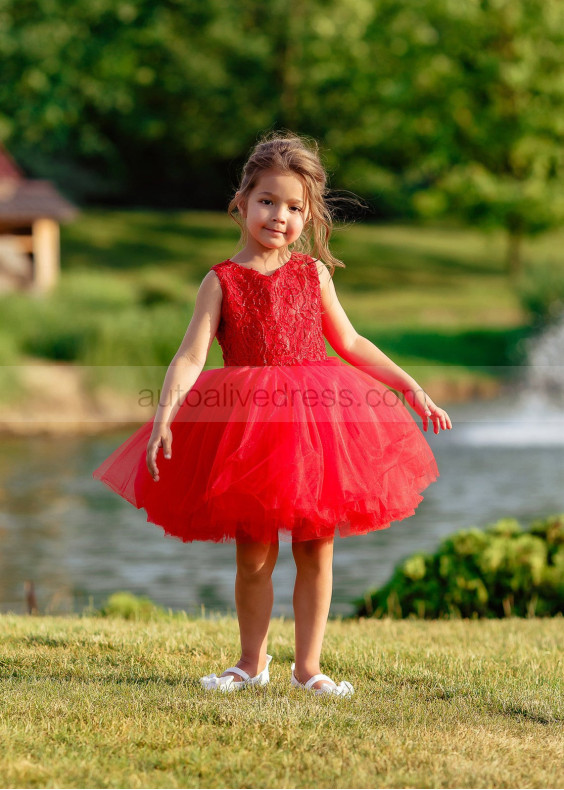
200, 673, 240, 692
314, 680, 355, 696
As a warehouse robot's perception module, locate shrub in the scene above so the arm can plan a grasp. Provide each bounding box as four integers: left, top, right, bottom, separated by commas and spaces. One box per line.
514, 260, 564, 327
136, 271, 194, 306
97, 591, 168, 621
354, 514, 564, 619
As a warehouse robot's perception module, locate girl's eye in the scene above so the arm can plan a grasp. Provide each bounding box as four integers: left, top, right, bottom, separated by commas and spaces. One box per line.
259, 199, 302, 211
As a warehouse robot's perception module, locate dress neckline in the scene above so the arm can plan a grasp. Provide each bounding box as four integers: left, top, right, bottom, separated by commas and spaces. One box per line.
226, 252, 295, 278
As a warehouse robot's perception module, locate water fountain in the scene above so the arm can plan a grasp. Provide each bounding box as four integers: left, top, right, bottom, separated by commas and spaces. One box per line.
445, 313, 564, 447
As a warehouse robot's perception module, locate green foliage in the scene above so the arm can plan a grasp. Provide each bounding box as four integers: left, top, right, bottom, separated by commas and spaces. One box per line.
341, 1, 564, 241
97, 591, 168, 621
2, 209, 537, 370
354, 514, 564, 619
81, 303, 193, 367
359, 325, 530, 369
0, 0, 295, 204
135, 270, 196, 307
0, 271, 136, 361
0, 267, 199, 366
0, 207, 545, 405
0, 290, 99, 362
513, 260, 564, 326
2, 0, 564, 269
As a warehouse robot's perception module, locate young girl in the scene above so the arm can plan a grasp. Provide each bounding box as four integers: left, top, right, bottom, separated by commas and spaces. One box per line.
93, 131, 452, 697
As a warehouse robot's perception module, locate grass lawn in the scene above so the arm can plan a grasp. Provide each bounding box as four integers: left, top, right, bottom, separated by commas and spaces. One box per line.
1, 614, 562, 788
1, 209, 560, 414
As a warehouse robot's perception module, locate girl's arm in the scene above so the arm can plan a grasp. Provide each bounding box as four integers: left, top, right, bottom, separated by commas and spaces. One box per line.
147, 270, 223, 480
316, 262, 452, 434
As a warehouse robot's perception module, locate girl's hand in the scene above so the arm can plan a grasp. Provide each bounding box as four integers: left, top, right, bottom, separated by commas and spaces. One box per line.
147, 424, 173, 481
404, 387, 453, 434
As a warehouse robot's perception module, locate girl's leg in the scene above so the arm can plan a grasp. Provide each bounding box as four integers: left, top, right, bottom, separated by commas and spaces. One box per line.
220, 538, 279, 681
292, 536, 336, 690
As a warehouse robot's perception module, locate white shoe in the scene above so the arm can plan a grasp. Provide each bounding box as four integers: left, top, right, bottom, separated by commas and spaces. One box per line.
200, 654, 273, 692
291, 662, 354, 697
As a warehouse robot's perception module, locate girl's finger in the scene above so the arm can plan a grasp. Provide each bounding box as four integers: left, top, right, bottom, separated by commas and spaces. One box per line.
423, 409, 431, 431
148, 444, 159, 479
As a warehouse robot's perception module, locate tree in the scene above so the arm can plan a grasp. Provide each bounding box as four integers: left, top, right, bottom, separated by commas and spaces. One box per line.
336, 0, 564, 277
3, 0, 564, 265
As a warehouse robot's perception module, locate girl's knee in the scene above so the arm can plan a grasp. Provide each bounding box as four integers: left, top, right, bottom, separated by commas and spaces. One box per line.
236, 540, 279, 579
292, 537, 334, 569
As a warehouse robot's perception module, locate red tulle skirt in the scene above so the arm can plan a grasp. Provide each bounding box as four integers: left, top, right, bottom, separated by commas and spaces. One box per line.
92, 357, 439, 543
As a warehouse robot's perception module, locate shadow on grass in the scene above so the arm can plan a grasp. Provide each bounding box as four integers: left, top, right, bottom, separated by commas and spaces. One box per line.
330, 239, 502, 291
62, 211, 238, 272
498, 704, 558, 725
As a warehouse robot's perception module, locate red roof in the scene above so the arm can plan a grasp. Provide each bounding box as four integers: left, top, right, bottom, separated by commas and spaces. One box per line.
0, 180, 78, 222
0, 145, 23, 180
0, 143, 78, 222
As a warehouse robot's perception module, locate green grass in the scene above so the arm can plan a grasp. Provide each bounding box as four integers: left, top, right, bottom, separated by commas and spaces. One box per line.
1, 208, 562, 405
1, 614, 563, 788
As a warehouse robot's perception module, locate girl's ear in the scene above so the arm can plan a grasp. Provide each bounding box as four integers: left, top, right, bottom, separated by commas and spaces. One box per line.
235, 192, 247, 219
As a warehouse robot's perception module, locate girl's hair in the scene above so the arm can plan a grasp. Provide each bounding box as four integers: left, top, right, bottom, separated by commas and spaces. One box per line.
228, 130, 346, 274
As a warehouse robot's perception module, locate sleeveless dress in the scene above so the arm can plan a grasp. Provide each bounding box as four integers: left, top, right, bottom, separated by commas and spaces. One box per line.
92, 251, 439, 544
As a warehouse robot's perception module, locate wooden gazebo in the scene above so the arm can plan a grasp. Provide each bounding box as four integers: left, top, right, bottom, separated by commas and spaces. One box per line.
0, 144, 78, 293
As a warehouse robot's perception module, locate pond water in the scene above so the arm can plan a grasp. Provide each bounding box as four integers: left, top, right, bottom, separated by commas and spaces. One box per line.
2, 388, 563, 618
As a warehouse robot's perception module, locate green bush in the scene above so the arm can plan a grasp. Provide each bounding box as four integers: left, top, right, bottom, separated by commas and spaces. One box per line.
136, 271, 194, 307
81, 303, 191, 367
22, 311, 98, 361
0, 289, 100, 362
0, 282, 195, 366
97, 591, 168, 621
354, 514, 564, 619
514, 260, 564, 327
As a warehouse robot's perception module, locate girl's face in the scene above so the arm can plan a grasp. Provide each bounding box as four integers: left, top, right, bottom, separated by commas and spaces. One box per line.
239, 169, 308, 253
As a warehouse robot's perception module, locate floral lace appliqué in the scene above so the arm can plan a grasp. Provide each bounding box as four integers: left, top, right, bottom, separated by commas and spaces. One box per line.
210, 252, 328, 366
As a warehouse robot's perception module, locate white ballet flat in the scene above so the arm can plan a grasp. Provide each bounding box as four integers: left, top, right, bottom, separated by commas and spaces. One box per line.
200, 654, 273, 692
291, 662, 355, 697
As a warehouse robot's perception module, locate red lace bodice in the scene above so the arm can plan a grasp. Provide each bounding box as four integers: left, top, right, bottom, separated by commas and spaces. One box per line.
210, 251, 328, 366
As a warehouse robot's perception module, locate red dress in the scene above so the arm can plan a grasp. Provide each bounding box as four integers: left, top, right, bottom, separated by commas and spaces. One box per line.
92, 251, 439, 543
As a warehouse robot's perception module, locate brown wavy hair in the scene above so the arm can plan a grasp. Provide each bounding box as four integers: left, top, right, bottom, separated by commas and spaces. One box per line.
228, 130, 346, 274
